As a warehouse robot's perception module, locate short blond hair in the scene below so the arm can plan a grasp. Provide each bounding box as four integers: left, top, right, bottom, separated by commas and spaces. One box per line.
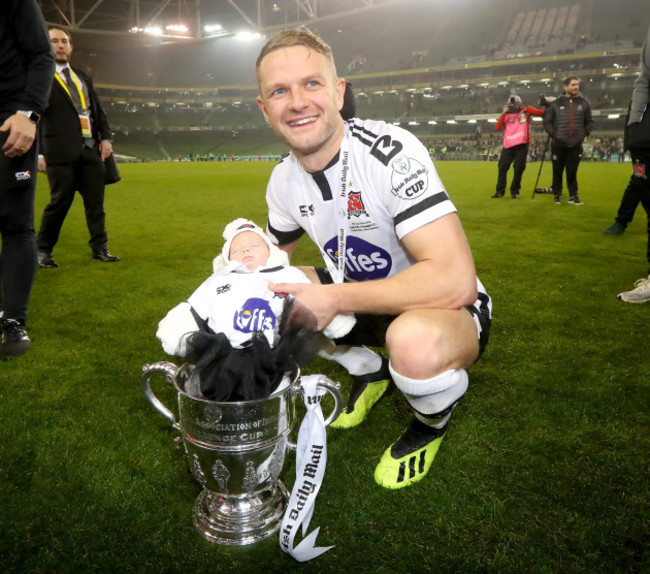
256, 28, 338, 80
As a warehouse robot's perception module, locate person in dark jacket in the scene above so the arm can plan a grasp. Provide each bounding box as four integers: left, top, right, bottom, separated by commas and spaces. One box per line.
36, 27, 119, 269
0, 0, 54, 358
543, 76, 594, 205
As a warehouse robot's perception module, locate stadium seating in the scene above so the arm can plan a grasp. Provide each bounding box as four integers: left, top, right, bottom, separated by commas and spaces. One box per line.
58, 0, 645, 161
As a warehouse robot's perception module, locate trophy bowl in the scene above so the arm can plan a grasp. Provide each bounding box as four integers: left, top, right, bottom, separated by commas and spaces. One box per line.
141, 361, 342, 546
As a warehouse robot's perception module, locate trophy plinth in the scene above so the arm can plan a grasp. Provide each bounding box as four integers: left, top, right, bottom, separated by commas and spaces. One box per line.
193, 483, 290, 545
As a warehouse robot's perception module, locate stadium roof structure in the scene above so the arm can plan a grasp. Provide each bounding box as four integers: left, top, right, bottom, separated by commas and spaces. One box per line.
38, 0, 404, 39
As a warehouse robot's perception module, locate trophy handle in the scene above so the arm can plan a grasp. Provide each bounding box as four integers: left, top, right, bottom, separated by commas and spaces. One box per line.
141, 361, 181, 431
315, 376, 344, 427
287, 375, 343, 451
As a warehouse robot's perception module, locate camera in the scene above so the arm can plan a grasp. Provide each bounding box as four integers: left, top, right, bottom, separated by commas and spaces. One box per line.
507, 95, 522, 113
539, 94, 557, 107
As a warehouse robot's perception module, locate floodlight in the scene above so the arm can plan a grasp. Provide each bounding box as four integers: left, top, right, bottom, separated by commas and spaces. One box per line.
235, 31, 262, 40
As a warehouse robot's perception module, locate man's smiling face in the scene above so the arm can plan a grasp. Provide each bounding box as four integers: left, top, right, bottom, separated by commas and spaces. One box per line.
256, 45, 346, 171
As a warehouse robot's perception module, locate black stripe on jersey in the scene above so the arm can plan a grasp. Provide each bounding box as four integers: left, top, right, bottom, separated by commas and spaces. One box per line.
309, 152, 340, 201
350, 128, 374, 147
349, 121, 379, 145
267, 222, 304, 246
393, 191, 449, 227
311, 169, 332, 201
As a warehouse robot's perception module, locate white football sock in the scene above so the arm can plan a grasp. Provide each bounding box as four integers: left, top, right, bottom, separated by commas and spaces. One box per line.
317, 341, 383, 376
390, 364, 468, 417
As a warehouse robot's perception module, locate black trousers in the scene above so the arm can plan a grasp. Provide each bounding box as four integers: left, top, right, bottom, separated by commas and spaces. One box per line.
550, 142, 582, 197
614, 178, 642, 227
495, 143, 528, 196
626, 153, 650, 273
37, 145, 107, 253
0, 129, 38, 324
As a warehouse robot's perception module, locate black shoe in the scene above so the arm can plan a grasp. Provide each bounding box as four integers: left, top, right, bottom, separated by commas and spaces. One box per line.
331, 356, 392, 429
568, 195, 584, 205
603, 222, 626, 235
92, 249, 120, 262
374, 417, 450, 489
37, 251, 59, 268
554, 194, 562, 204
491, 193, 504, 198
511, 192, 520, 199
1, 318, 32, 359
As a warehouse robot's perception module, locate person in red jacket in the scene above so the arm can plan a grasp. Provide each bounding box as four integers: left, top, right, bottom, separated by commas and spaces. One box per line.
491, 95, 545, 199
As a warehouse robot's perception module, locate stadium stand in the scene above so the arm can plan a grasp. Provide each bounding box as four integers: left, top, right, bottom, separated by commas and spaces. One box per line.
47, 0, 648, 161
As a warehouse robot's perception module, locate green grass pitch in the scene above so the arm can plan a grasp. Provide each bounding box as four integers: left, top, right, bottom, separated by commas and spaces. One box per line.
0, 159, 648, 572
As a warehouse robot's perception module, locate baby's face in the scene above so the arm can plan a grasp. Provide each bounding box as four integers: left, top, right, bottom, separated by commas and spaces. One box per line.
229, 231, 270, 270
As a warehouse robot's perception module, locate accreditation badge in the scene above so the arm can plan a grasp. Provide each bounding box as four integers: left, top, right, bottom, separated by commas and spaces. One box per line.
79, 113, 92, 138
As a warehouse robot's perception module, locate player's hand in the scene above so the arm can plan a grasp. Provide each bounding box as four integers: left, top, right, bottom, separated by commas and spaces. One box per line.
269, 282, 338, 332
0, 114, 36, 157
37, 157, 47, 172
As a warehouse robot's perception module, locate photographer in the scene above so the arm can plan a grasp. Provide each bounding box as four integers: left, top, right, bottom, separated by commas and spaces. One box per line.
543, 76, 594, 205
491, 94, 544, 199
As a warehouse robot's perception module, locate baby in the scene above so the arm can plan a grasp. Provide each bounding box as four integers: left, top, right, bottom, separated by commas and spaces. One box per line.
156, 219, 354, 400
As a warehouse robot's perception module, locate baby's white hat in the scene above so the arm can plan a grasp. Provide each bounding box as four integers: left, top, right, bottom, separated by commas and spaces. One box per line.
213, 218, 289, 272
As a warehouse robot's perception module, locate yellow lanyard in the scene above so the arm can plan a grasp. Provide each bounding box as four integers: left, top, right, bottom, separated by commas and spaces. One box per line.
55, 69, 88, 111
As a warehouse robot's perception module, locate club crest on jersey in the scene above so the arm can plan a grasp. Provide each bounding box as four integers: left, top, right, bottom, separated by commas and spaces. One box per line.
323, 235, 391, 281
633, 162, 646, 179
216, 284, 231, 295
347, 191, 368, 218
233, 298, 276, 335
15, 170, 32, 181
299, 204, 315, 217
390, 155, 429, 200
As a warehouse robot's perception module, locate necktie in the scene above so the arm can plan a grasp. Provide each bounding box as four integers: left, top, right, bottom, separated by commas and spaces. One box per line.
62, 68, 95, 148
62, 67, 83, 112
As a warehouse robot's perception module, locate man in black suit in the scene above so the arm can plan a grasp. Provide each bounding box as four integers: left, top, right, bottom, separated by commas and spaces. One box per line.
36, 27, 119, 268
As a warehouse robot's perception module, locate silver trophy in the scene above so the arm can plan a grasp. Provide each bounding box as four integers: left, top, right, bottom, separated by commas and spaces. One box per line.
141, 361, 342, 546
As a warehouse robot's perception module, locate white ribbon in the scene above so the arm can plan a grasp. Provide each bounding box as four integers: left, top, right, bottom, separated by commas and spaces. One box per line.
279, 374, 334, 562
304, 129, 350, 285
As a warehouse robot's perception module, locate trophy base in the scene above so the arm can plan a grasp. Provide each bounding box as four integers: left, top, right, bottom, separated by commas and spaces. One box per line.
193, 482, 290, 545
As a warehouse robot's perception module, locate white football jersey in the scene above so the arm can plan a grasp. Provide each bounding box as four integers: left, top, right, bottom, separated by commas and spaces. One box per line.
266, 118, 490, 308
187, 266, 309, 349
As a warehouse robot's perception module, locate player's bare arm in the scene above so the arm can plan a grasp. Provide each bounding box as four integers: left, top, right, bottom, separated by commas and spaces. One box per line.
270, 214, 478, 330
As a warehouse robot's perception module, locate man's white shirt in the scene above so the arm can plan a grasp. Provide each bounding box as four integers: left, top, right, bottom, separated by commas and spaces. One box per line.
266, 118, 490, 309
